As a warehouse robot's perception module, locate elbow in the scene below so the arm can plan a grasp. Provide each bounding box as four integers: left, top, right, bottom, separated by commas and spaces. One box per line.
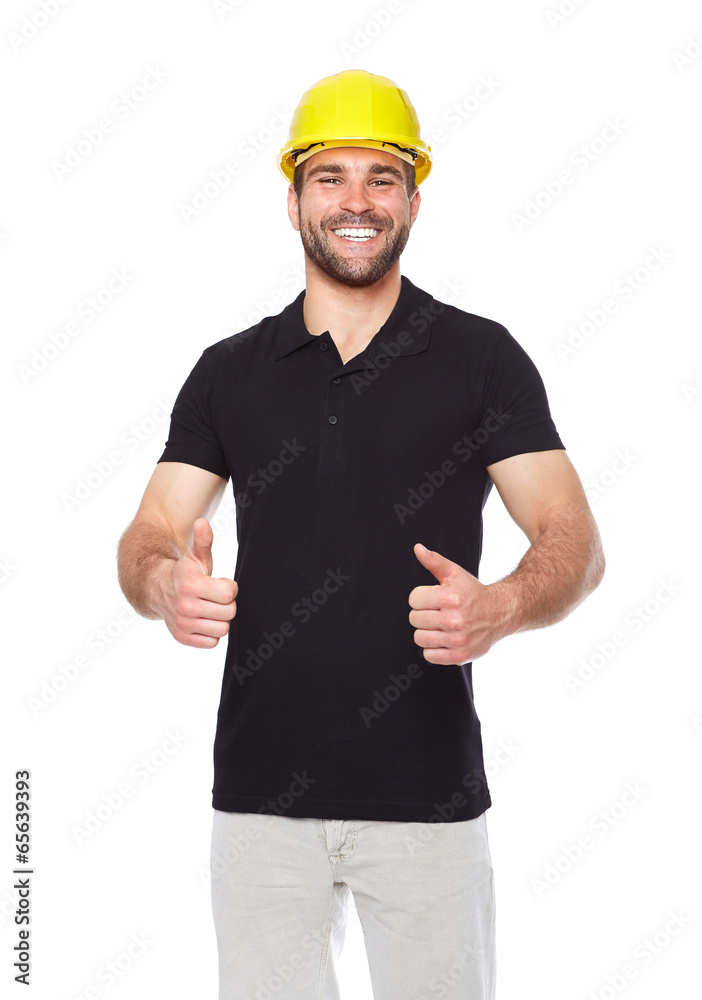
561, 504, 606, 594
594, 550, 606, 590
589, 527, 606, 591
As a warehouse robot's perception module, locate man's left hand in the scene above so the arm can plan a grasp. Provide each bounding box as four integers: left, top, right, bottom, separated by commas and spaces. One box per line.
408, 543, 509, 665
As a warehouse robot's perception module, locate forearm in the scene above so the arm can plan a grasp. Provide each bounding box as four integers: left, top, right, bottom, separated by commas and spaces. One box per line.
117, 520, 182, 620
488, 507, 606, 639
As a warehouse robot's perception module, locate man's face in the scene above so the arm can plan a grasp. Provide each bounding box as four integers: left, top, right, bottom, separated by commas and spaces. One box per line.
287, 147, 420, 288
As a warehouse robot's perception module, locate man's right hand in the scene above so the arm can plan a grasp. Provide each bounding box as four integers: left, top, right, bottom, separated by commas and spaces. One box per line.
156, 517, 238, 648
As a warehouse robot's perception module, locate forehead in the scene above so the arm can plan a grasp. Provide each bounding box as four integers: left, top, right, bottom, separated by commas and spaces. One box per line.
302, 146, 404, 180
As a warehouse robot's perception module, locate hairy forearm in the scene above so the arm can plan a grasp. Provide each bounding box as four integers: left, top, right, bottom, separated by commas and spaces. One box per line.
117, 520, 182, 620
489, 506, 606, 638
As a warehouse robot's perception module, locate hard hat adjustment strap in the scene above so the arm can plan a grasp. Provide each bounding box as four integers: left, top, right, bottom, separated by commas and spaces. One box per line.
291, 142, 325, 163
290, 140, 419, 163
382, 142, 418, 162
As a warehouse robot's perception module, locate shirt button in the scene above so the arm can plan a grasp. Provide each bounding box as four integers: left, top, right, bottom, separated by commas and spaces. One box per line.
328, 415, 338, 424
332, 376, 340, 384
320, 342, 328, 351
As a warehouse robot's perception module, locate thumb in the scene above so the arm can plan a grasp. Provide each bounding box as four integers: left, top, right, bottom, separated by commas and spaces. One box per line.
187, 517, 214, 575
413, 542, 454, 584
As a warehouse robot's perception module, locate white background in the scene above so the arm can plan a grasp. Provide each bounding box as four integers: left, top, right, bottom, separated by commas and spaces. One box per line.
2, 0, 701, 997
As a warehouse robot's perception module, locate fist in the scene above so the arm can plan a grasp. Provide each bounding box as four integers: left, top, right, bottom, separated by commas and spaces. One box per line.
408, 542, 500, 665
163, 518, 238, 649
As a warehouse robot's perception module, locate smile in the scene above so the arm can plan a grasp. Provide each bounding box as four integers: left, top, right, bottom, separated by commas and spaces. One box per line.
331, 227, 381, 242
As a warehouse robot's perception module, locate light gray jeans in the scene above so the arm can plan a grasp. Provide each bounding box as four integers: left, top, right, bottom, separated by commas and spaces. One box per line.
210, 808, 496, 999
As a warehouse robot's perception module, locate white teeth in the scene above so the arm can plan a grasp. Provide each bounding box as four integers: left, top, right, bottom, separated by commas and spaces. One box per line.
332, 227, 380, 239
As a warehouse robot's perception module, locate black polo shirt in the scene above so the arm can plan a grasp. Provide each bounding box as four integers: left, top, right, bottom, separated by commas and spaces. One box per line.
157, 274, 565, 823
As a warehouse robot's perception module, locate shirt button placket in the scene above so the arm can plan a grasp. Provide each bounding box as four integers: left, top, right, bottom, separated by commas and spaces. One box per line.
319, 336, 343, 463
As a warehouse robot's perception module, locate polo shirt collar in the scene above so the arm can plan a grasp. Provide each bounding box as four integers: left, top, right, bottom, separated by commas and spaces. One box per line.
273, 274, 434, 369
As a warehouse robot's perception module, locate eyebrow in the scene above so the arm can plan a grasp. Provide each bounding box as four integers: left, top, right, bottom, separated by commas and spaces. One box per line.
304, 161, 405, 183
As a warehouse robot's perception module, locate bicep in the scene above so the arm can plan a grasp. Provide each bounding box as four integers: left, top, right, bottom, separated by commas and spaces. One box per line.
131, 461, 228, 553
485, 449, 591, 544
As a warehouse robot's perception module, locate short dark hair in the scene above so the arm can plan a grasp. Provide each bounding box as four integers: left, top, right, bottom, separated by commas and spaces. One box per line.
293, 155, 417, 202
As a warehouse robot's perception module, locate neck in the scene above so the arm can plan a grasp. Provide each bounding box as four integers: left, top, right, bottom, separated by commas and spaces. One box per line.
302, 263, 402, 348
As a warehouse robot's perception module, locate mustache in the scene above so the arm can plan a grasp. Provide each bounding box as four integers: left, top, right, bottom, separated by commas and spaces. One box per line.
325, 220, 388, 230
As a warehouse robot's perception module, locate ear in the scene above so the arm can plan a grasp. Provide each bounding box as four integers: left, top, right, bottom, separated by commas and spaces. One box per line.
409, 187, 421, 228
287, 183, 301, 232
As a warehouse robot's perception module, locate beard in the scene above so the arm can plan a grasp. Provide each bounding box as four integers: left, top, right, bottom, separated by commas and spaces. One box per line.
297, 209, 411, 288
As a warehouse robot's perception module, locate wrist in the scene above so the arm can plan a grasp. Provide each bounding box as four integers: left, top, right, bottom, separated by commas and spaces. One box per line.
149, 556, 178, 619
485, 577, 524, 641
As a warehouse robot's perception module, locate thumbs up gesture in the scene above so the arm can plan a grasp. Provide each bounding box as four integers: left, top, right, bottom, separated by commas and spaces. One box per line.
408, 543, 506, 665
160, 517, 238, 649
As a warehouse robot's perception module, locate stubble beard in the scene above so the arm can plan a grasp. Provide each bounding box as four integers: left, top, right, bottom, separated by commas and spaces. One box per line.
297, 207, 411, 288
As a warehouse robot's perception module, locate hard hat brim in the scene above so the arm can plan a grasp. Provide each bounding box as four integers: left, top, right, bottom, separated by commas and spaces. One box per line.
278, 137, 432, 185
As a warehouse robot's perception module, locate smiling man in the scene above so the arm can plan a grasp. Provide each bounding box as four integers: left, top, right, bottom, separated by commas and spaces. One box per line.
293, 144, 414, 287
290, 142, 418, 368
117, 69, 605, 999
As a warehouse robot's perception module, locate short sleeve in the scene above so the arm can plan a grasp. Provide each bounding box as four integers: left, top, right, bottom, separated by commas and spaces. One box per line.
157, 349, 230, 481
476, 326, 565, 468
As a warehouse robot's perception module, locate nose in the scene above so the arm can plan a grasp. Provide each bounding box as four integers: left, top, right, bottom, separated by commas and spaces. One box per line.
337, 177, 375, 217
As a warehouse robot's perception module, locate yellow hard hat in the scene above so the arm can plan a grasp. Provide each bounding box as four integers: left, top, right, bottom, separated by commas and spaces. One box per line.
278, 69, 433, 186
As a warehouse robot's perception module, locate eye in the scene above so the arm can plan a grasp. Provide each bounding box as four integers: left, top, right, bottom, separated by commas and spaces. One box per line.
318, 178, 392, 185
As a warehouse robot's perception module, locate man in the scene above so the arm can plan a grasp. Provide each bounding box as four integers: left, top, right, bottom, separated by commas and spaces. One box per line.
117, 69, 605, 1000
